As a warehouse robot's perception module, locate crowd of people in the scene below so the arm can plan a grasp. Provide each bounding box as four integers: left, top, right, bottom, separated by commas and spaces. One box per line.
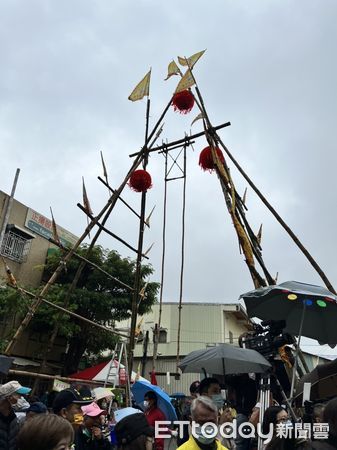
0, 376, 336, 450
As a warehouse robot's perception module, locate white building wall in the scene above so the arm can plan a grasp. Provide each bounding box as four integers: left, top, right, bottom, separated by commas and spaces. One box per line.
118, 302, 252, 394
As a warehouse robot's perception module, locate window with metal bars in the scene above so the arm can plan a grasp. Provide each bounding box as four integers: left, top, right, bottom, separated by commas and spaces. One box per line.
0, 230, 32, 263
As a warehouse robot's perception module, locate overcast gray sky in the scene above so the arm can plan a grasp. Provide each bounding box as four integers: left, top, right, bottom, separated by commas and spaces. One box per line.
1, 0, 337, 332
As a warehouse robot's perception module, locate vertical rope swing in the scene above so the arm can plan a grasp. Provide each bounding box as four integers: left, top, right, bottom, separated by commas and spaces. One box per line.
152, 149, 168, 372
152, 144, 188, 377
176, 146, 187, 373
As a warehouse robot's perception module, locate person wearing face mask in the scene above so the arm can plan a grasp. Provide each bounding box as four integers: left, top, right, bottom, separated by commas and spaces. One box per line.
92, 387, 115, 413
143, 391, 166, 450
13, 393, 31, 425
177, 396, 228, 450
198, 378, 224, 411
0, 380, 30, 450
73, 402, 111, 450
53, 388, 93, 434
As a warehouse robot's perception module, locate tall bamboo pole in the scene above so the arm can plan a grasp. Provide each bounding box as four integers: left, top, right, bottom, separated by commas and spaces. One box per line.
176, 147, 187, 371
152, 153, 168, 370
128, 98, 151, 375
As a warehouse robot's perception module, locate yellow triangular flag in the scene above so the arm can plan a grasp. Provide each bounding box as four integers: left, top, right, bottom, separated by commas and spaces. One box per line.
164, 60, 181, 80
174, 69, 195, 94
50, 207, 61, 245
128, 70, 151, 102
135, 317, 144, 336
100, 151, 108, 180
82, 177, 93, 215
178, 50, 206, 68
191, 112, 204, 126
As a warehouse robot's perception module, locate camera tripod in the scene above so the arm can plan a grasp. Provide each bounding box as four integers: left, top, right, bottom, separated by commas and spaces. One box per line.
257, 372, 297, 450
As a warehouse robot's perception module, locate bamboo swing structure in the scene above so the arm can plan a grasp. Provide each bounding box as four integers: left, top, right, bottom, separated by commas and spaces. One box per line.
2, 51, 335, 396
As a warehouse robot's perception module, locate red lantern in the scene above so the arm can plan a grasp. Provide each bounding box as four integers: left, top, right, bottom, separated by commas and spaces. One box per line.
172, 90, 195, 114
199, 146, 225, 171
128, 169, 152, 192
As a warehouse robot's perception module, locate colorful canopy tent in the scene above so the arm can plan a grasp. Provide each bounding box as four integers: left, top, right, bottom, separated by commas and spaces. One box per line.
70, 360, 148, 384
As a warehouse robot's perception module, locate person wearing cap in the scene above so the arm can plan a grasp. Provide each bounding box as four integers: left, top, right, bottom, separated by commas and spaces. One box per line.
53, 388, 93, 429
115, 412, 154, 450
74, 402, 111, 450
25, 402, 48, 420
0, 380, 30, 450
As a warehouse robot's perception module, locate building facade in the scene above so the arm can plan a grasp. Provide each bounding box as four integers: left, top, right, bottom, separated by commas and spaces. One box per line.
116, 302, 253, 394
0, 190, 78, 372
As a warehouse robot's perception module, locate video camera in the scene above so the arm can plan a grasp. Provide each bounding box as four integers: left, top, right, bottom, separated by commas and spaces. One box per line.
239, 319, 294, 361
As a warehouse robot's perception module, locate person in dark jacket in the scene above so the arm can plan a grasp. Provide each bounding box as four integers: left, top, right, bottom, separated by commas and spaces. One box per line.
0, 380, 29, 450
311, 397, 337, 450
177, 381, 200, 447
74, 402, 111, 450
115, 412, 154, 450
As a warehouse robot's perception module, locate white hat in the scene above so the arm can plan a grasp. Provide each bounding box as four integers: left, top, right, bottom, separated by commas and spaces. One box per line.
0, 381, 24, 399
92, 387, 115, 401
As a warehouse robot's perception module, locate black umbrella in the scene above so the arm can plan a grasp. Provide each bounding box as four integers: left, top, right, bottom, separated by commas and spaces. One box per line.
179, 343, 271, 375
240, 281, 337, 345
295, 358, 337, 404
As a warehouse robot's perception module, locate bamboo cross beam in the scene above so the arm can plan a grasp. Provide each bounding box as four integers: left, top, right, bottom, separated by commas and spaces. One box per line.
159, 140, 195, 155
77, 204, 149, 259
97, 177, 149, 228
48, 238, 134, 291
9, 369, 110, 386
129, 122, 231, 157
8, 284, 129, 338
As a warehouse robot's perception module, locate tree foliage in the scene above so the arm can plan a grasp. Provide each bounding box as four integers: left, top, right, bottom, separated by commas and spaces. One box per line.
0, 245, 159, 374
